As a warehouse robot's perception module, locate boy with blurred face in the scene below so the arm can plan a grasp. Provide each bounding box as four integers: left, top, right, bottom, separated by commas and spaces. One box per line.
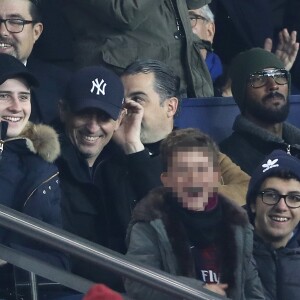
125, 128, 264, 300
246, 150, 300, 300
161, 146, 219, 211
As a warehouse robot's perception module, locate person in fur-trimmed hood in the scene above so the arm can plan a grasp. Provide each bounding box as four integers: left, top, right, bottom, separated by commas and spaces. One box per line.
125, 128, 265, 300
0, 53, 68, 270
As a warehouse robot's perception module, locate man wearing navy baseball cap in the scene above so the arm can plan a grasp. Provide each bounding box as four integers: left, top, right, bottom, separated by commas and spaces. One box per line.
246, 150, 300, 300
56, 65, 125, 290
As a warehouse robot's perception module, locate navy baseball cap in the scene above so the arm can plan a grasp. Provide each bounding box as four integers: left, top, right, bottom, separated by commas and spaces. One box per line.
0, 53, 39, 87
64, 66, 124, 120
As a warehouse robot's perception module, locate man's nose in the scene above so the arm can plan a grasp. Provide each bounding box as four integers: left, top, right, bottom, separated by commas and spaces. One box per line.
86, 114, 100, 130
274, 196, 289, 211
266, 76, 279, 91
0, 20, 9, 36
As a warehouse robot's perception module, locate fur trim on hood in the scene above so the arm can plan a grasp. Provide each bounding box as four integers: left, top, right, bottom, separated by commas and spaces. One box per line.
129, 187, 250, 289
16, 122, 60, 163
131, 187, 249, 226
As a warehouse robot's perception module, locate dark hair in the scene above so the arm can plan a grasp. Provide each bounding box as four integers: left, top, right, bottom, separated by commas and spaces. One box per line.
160, 128, 219, 172
122, 59, 180, 105
29, 0, 42, 22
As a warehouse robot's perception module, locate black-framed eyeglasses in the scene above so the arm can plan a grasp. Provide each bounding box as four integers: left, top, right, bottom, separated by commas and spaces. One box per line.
189, 14, 208, 28
0, 18, 36, 33
248, 69, 289, 88
258, 190, 300, 208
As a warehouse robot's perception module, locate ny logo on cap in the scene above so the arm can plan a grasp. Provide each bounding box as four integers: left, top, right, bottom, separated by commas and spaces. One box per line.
91, 78, 107, 96
262, 158, 279, 173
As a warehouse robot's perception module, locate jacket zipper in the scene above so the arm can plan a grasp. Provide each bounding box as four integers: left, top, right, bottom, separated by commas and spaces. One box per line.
23, 172, 59, 207
0, 139, 3, 160
0, 121, 5, 160
169, 0, 185, 40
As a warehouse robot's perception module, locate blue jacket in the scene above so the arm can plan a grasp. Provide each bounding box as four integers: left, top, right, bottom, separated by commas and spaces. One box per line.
0, 122, 68, 269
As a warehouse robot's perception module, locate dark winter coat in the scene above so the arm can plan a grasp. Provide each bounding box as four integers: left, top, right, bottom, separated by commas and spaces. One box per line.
125, 187, 265, 300
219, 115, 300, 175
56, 132, 125, 289
253, 231, 300, 300
0, 122, 67, 269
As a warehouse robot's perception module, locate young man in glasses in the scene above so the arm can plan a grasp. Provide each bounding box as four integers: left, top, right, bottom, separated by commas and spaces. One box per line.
220, 48, 300, 175
0, 0, 69, 124
246, 149, 300, 299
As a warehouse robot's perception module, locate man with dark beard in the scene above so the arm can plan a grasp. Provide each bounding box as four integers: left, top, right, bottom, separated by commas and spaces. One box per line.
220, 48, 300, 175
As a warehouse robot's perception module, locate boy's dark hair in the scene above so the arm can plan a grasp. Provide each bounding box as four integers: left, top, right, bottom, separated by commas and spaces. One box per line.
122, 59, 180, 105
160, 128, 219, 172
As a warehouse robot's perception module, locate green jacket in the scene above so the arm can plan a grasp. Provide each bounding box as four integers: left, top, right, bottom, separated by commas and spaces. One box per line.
63, 0, 213, 97
125, 187, 265, 300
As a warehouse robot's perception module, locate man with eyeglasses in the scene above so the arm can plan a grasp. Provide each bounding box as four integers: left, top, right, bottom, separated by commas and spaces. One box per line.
246, 149, 300, 299
220, 48, 300, 175
0, 0, 70, 124
189, 5, 223, 83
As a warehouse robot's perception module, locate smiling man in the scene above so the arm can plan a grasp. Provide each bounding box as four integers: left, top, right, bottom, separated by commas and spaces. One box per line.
55, 65, 125, 289
0, 0, 70, 124
246, 149, 300, 300
220, 48, 300, 175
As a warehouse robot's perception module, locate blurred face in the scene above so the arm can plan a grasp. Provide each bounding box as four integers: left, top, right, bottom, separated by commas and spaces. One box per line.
251, 177, 300, 248
60, 107, 120, 167
245, 68, 289, 123
122, 72, 177, 144
0, 0, 43, 63
161, 147, 219, 211
0, 77, 31, 138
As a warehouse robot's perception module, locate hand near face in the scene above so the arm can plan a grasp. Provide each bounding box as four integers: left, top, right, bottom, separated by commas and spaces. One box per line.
264, 28, 299, 71
113, 99, 145, 154
203, 283, 228, 296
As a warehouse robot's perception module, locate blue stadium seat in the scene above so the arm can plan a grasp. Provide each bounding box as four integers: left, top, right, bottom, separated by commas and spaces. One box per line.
174, 96, 300, 142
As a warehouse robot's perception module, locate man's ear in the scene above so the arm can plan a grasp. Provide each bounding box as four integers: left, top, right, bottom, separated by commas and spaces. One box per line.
206, 22, 215, 43
250, 201, 256, 214
33, 22, 43, 43
160, 172, 168, 186
166, 97, 178, 117
114, 109, 126, 131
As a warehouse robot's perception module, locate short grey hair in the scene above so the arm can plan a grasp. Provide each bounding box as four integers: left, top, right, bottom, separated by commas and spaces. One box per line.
199, 5, 214, 22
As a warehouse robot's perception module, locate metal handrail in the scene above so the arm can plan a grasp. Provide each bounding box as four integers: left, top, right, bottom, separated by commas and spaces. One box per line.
0, 204, 227, 300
